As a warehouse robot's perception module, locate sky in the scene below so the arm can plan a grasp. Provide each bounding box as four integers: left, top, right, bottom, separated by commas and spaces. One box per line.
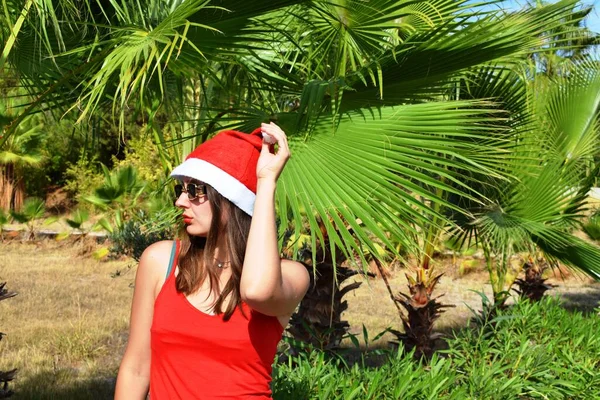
492, 0, 600, 33
474, 0, 600, 59
586, 1, 600, 34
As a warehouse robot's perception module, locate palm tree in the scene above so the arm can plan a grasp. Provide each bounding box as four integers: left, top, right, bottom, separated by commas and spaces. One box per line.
84, 165, 146, 233
4, 0, 600, 343
0, 96, 44, 210
525, 0, 600, 76
449, 60, 600, 306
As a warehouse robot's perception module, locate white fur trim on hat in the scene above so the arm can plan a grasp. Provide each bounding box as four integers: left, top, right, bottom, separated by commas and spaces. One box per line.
171, 158, 256, 216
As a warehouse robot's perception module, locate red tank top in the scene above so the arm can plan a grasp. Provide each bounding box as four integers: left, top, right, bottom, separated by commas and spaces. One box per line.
150, 241, 284, 399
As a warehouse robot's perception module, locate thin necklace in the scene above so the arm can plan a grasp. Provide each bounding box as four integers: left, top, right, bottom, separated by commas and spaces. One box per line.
214, 259, 231, 268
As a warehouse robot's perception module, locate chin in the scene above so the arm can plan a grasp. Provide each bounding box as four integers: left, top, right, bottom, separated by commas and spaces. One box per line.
185, 225, 208, 237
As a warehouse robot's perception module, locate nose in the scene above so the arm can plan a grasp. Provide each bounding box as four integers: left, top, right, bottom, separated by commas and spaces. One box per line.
175, 192, 190, 208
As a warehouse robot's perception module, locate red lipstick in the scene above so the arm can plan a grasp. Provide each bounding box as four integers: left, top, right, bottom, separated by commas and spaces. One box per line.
183, 216, 193, 225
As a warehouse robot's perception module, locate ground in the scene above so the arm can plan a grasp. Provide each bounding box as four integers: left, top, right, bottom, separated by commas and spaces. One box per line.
344, 260, 600, 345
0, 239, 598, 399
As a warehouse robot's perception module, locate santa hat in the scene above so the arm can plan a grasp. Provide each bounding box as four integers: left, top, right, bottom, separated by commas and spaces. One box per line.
170, 127, 265, 216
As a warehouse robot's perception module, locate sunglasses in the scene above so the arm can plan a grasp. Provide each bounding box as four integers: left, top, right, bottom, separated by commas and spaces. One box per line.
175, 182, 207, 201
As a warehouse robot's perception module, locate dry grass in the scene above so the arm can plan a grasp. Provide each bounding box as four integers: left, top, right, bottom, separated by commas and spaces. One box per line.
0, 239, 133, 399
0, 241, 599, 398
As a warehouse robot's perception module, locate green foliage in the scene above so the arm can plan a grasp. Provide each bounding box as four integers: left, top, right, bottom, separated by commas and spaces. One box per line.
449, 61, 600, 303
0, 208, 9, 226
109, 208, 179, 261
63, 155, 105, 204
64, 127, 171, 207
5, 0, 600, 300
111, 132, 171, 185
445, 297, 600, 399
22, 119, 102, 198
583, 210, 600, 241
64, 209, 89, 231
80, 159, 178, 259
10, 197, 45, 239
7, 0, 596, 273
274, 298, 600, 399
0, 208, 10, 240
83, 165, 145, 219
18, 197, 45, 221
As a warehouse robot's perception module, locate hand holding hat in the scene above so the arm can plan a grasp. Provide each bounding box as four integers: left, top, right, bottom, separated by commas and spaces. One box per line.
257, 122, 290, 183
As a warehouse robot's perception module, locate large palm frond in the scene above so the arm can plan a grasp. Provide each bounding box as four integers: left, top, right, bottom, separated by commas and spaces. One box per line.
276, 100, 511, 265
452, 60, 600, 282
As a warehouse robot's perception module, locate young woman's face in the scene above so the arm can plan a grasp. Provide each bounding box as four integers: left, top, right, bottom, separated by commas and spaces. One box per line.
175, 179, 213, 237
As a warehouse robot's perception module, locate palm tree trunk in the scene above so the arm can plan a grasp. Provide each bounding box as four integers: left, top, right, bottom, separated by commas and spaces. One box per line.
0, 165, 15, 210
12, 176, 24, 211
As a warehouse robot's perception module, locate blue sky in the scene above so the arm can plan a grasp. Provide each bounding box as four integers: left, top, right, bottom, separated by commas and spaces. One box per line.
492, 1, 600, 33
586, 1, 600, 33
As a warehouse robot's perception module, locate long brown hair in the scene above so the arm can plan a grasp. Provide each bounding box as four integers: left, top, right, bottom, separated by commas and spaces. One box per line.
176, 185, 252, 321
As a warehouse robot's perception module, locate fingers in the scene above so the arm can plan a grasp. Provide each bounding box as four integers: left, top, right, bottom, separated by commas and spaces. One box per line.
260, 141, 276, 155
261, 122, 290, 158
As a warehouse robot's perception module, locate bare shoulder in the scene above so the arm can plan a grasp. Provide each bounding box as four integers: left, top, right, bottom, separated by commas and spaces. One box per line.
137, 240, 177, 282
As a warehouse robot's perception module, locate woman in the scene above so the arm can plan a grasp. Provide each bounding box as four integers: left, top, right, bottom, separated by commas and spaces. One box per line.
115, 122, 310, 399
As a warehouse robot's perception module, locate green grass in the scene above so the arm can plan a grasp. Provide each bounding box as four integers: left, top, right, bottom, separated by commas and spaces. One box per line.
273, 297, 600, 400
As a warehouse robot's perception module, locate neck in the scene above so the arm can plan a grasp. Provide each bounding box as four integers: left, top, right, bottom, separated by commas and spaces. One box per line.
214, 235, 230, 264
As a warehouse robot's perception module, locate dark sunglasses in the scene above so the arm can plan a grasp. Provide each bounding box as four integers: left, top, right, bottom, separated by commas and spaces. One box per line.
175, 182, 207, 201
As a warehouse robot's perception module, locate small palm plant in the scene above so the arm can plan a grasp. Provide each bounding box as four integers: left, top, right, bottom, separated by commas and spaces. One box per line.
64, 208, 91, 241
84, 165, 146, 234
449, 61, 600, 306
513, 254, 556, 302
10, 197, 45, 240
389, 267, 452, 360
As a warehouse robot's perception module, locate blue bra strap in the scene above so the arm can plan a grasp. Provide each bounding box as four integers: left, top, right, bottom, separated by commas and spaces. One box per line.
165, 241, 177, 279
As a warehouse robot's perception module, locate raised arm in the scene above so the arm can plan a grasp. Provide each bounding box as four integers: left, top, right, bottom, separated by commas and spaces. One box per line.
115, 240, 172, 400
240, 123, 310, 317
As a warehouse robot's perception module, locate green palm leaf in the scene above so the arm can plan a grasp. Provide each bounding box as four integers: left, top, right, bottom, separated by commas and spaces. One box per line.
342, 0, 587, 110
277, 100, 511, 264
536, 61, 600, 163
451, 60, 600, 284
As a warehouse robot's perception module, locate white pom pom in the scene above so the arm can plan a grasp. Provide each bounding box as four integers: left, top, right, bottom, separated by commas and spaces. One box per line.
262, 131, 277, 144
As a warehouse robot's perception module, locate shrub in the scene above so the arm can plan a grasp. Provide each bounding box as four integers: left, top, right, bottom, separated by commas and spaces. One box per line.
445, 297, 600, 399
109, 208, 179, 261
21, 119, 88, 198
273, 346, 465, 400
273, 297, 600, 399
110, 132, 171, 185
63, 155, 105, 206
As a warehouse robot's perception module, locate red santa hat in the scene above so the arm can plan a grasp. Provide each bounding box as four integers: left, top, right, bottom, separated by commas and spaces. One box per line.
170, 127, 266, 216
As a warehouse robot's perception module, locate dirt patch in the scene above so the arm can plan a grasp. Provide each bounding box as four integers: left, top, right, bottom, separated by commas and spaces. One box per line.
45, 186, 75, 215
